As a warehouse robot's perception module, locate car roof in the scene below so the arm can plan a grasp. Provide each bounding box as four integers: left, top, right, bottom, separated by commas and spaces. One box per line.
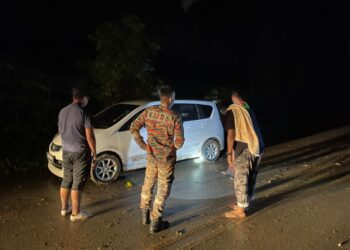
176, 100, 216, 105
119, 100, 152, 105
119, 99, 217, 107
146, 100, 216, 106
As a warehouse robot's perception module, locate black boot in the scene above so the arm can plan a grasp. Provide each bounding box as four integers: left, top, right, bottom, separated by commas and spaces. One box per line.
141, 209, 150, 225
150, 218, 169, 233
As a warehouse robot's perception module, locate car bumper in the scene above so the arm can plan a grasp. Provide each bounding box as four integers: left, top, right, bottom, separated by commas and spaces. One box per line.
47, 152, 63, 178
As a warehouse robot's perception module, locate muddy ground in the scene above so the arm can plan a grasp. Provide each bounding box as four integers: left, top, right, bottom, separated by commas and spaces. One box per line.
0, 126, 349, 250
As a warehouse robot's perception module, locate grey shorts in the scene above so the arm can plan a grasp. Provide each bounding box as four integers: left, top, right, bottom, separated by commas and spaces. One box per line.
61, 150, 90, 191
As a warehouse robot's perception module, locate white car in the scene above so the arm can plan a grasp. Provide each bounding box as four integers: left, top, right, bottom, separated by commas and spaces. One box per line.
47, 100, 224, 183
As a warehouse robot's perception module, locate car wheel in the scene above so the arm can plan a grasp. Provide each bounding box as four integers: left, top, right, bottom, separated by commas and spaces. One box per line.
93, 153, 122, 183
202, 139, 220, 162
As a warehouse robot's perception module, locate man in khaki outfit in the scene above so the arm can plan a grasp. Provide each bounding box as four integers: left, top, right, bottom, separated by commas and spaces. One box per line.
130, 85, 184, 233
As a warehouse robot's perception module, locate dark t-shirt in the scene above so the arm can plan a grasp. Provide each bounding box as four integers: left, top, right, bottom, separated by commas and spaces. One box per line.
225, 110, 248, 157
58, 103, 92, 153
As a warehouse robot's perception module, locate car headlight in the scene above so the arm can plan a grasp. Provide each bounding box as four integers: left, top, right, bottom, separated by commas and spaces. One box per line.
50, 143, 62, 152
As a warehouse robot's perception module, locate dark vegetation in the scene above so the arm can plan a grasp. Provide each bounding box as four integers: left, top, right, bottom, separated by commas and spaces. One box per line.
0, 1, 349, 176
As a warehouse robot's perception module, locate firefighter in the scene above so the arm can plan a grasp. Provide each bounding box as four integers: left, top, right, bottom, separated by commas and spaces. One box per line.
130, 85, 185, 233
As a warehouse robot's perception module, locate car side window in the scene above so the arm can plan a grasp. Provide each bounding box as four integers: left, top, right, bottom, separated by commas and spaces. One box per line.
197, 104, 213, 119
119, 110, 144, 132
173, 104, 200, 122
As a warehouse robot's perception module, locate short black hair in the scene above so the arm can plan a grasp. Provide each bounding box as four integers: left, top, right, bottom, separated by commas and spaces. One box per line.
231, 91, 239, 97
158, 85, 174, 98
72, 87, 87, 99
230, 88, 247, 100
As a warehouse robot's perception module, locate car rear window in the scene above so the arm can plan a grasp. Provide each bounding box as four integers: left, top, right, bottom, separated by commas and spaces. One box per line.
197, 104, 213, 119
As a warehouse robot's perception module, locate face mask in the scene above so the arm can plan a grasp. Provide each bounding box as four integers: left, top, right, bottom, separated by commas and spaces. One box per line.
169, 92, 176, 109
80, 96, 89, 108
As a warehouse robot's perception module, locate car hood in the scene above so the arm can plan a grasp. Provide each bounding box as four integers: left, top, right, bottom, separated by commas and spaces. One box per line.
52, 129, 105, 146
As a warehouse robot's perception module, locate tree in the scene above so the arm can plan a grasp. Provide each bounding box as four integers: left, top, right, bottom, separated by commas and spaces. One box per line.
0, 60, 54, 175
90, 15, 161, 105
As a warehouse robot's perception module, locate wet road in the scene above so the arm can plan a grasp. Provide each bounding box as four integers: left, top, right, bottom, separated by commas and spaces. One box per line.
1, 126, 350, 249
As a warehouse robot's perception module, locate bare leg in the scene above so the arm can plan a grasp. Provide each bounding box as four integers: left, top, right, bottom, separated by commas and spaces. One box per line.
60, 187, 70, 210
228, 204, 238, 210
71, 190, 81, 216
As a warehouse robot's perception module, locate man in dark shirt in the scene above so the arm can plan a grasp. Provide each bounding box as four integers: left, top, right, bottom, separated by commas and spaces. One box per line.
224, 90, 264, 219
225, 110, 248, 159
58, 88, 97, 222
221, 110, 247, 178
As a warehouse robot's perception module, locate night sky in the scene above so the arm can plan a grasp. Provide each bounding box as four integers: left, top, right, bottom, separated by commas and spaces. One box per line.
1, 0, 349, 145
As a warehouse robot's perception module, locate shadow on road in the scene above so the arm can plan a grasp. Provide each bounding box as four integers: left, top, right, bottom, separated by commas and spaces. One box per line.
250, 160, 350, 216
261, 134, 350, 169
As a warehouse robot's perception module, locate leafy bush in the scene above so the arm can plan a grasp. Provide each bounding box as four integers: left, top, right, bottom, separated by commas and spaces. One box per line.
0, 62, 56, 175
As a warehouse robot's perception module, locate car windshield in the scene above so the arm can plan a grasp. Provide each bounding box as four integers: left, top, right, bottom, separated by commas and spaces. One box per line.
93, 104, 139, 128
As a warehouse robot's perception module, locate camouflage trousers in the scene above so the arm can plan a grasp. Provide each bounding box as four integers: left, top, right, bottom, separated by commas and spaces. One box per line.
234, 148, 262, 208
140, 156, 175, 220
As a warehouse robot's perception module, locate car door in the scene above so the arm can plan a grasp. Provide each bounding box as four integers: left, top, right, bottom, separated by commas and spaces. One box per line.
118, 110, 148, 170
196, 104, 214, 143
173, 103, 202, 160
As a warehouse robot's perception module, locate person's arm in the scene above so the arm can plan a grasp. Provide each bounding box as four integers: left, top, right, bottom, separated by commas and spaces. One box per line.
130, 110, 147, 150
83, 110, 97, 165
86, 128, 97, 160
227, 128, 235, 168
225, 110, 235, 168
174, 115, 185, 149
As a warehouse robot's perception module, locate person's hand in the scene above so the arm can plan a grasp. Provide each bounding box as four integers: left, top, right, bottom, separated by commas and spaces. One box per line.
227, 154, 235, 170
141, 142, 148, 151
91, 157, 97, 170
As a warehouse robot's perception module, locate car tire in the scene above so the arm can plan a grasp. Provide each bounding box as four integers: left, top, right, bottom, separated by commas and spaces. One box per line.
201, 139, 220, 162
93, 153, 122, 184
